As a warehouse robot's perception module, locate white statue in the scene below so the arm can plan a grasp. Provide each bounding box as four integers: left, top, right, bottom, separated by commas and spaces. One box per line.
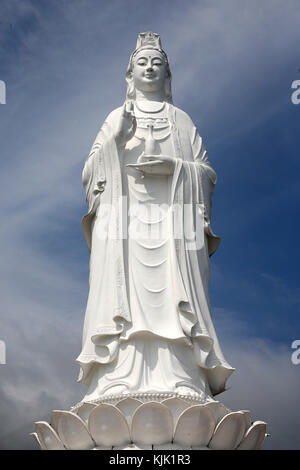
76, 32, 234, 403
33, 33, 267, 451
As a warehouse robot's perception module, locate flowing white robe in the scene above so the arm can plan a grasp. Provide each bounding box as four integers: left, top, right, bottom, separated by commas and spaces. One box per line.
76, 103, 234, 400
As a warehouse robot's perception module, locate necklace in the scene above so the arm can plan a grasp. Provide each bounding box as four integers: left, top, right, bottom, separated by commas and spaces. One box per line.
135, 100, 166, 114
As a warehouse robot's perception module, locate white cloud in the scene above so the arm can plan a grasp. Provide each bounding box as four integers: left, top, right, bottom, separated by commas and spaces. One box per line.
220, 336, 300, 450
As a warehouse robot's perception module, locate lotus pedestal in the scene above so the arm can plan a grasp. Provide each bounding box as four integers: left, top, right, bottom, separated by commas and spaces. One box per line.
32, 392, 267, 450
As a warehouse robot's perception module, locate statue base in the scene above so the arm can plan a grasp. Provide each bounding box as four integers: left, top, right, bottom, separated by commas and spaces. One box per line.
32, 391, 267, 450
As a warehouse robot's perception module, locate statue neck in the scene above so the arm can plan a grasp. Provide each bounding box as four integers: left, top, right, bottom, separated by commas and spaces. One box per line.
135, 88, 164, 102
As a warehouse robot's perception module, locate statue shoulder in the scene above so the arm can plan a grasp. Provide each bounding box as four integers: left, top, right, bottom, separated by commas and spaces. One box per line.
104, 106, 123, 128
91, 106, 123, 138
171, 105, 196, 130
171, 106, 206, 154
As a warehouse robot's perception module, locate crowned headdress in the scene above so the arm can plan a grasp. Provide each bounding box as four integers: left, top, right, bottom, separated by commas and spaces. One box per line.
135, 31, 162, 50
131, 31, 167, 61
126, 31, 173, 103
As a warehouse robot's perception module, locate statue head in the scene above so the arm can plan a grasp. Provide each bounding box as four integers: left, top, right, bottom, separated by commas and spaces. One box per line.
126, 32, 173, 103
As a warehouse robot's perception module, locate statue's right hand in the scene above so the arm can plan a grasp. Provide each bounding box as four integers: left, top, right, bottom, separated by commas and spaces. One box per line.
115, 100, 136, 147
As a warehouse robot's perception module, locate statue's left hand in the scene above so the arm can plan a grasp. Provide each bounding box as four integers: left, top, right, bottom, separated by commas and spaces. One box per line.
127, 154, 176, 176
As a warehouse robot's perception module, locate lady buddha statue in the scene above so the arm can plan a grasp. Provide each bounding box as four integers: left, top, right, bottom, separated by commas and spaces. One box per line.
76, 32, 234, 405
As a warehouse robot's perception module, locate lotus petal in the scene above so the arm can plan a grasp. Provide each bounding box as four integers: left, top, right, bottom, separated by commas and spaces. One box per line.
240, 410, 252, 429
31, 432, 45, 450
50, 410, 63, 434
237, 421, 267, 450
76, 403, 96, 424
191, 446, 211, 450
114, 444, 152, 450
92, 446, 113, 450
174, 405, 215, 447
131, 402, 173, 445
203, 401, 229, 425
35, 421, 65, 450
88, 404, 130, 446
154, 443, 190, 450
116, 398, 143, 425
161, 398, 190, 427
209, 411, 247, 450
57, 411, 94, 450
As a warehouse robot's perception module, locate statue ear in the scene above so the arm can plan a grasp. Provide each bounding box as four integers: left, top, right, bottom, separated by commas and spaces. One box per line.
164, 77, 173, 103
126, 73, 135, 100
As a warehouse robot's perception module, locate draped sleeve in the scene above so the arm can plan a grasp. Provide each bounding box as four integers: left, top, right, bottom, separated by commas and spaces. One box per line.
188, 119, 221, 256
77, 107, 131, 385
169, 106, 234, 395
171, 107, 221, 256
81, 110, 120, 251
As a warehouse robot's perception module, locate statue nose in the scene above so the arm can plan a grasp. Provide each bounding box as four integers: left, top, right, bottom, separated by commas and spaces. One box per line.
146, 65, 153, 71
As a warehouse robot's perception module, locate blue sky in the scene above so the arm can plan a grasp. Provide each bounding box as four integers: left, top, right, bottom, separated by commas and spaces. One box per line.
0, 0, 299, 449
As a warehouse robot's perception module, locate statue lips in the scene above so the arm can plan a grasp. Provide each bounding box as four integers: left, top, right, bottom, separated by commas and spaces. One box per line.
144, 73, 155, 79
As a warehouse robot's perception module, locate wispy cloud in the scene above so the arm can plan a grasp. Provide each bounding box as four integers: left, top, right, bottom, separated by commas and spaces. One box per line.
221, 335, 300, 450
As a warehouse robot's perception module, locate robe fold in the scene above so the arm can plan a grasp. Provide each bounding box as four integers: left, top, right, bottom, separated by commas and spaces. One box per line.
77, 103, 234, 397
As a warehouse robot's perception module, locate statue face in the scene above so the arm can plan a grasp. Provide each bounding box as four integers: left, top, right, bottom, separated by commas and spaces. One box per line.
132, 49, 167, 93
